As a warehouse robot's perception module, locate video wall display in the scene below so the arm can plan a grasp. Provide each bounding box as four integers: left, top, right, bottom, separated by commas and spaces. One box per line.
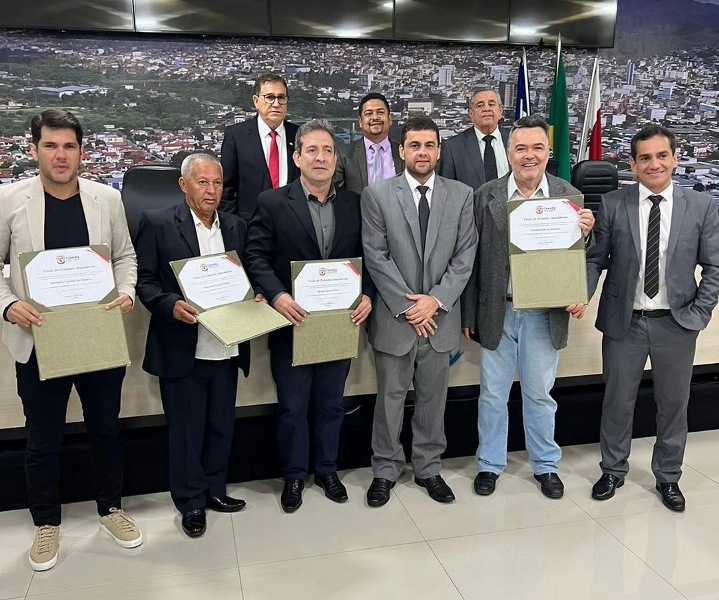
0, 0, 135, 31
133, 0, 268, 35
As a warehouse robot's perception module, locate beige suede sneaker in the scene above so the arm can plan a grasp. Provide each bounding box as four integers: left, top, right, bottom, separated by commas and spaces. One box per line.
29, 525, 60, 571
99, 508, 143, 548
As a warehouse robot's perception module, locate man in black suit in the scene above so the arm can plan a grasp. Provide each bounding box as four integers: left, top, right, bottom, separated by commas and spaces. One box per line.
136, 153, 255, 537
439, 88, 510, 190
244, 119, 373, 513
219, 73, 299, 219
334, 92, 403, 194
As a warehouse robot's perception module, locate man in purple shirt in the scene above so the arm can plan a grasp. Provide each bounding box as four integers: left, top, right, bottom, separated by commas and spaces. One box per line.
335, 92, 404, 194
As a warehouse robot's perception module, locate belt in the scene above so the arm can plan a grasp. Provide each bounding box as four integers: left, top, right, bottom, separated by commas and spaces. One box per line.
632, 309, 671, 318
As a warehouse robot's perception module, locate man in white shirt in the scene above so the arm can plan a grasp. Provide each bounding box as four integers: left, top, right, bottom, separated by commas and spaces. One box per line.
587, 124, 719, 511
136, 153, 260, 536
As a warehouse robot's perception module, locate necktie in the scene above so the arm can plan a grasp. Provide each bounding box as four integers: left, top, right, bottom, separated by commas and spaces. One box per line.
371, 143, 384, 184
483, 135, 498, 181
644, 194, 662, 299
417, 185, 430, 254
269, 130, 280, 189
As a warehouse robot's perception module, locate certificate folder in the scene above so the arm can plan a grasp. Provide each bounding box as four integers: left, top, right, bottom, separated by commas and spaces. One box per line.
19, 245, 130, 381
290, 257, 362, 367
170, 250, 291, 346
508, 195, 589, 310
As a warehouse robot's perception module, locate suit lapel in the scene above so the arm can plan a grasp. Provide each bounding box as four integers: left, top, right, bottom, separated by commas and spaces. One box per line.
424, 178, 447, 263
330, 192, 349, 256
175, 203, 201, 256
25, 177, 45, 250
487, 183, 508, 237
624, 185, 642, 264
667, 184, 686, 261
78, 179, 102, 246
355, 140, 369, 187
219, 213, 237, 252
391, 141, 403, 175
396, 176, 423, 257
285, 123, 296, 178
287, 180, 320, 252
463, 128, 484, 184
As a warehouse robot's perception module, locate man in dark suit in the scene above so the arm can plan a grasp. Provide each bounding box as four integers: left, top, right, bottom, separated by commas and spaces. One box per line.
244, 119, 372, 513
587, 125, 719, 512
362, 116, 478, 507
334, 92, 403, 194
219, 73, 299, 220
439, 88, 510, 190
461, 116, 594, 500
136, 153, 254, 537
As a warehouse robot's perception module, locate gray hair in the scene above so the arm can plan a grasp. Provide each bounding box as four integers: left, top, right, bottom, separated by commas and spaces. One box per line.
295, 119, 337, 154
509, 114, 549, 145
180, 152, 222, 178
468, 88, 502, 109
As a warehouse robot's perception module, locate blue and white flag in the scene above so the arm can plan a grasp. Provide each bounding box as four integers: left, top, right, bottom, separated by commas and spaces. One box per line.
515, 48, 531, 120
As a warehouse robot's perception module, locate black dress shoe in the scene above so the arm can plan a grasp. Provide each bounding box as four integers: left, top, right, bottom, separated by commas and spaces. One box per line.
315, 473, 348, 503
473, 471, 499, 496
281, 479, 304, 513
207, 495, 246, 513
181, 509, 206, 537
656, 482, 685, 512
591, 474, 624, 501
367, 477, 395, 507
534, 473, 564, 499
415, 475, 455, 503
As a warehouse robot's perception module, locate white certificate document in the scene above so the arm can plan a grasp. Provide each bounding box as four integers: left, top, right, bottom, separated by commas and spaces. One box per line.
176, 253, 251, 310
509, 199, 582, 252
294, 260, 361, 312
25, 247, 115, 307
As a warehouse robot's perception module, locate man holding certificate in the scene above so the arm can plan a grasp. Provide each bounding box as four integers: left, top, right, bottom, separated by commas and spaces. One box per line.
244, 119, 372, 513
0, 109, 141, 570
461, 116, 594, 500
136, 153, 254, 537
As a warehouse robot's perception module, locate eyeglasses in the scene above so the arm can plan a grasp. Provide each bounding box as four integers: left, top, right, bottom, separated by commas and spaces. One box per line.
257, 94, 289, 105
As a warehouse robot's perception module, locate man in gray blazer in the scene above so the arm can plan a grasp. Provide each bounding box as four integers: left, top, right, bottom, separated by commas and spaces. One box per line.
362, 116, 478, 507
335, 92, 403, 194
461, 116, 594, 500
439, 88, 510, 190
0, 109, 141, 571
587, 124, 719, 512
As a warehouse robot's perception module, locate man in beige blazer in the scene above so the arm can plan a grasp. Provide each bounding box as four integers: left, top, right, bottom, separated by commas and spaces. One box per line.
0, 109, 142, 571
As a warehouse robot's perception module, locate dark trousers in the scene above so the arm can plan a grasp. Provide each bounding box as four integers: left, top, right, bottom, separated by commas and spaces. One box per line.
16, 352, 126, 526
159, 359, 239, 513
270, 344, 350, 480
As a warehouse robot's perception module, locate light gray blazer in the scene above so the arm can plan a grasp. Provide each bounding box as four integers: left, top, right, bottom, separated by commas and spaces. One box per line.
0, 176, 137, 363
460, 173, 581, 351
587, 183, 719, 340
361, 173, 478, 356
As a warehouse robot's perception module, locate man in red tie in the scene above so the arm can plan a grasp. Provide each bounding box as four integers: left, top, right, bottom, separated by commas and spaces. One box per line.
220, 73, 300, 220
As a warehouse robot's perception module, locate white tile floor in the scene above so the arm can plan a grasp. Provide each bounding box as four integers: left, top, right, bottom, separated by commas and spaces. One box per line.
3, 431, 719, 600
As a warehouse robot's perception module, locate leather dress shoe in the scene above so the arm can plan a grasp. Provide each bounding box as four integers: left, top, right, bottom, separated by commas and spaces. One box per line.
591, 474, 624, 501
534, 473, 564, 499
181, 509, 206, 538
656, 482, 685, 512
473, 471, 499, 496
415, 475, 455, 503
367, 477, 395, 507
315, 472, 348, 503
207, 495, 246, 513
281, 479, 304, 513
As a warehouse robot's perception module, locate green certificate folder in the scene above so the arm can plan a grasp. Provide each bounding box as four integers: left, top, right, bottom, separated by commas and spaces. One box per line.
508, 195, 589, 310
19, 245, 130, 381
290, 257, 362, 367
170, 250, 291, 346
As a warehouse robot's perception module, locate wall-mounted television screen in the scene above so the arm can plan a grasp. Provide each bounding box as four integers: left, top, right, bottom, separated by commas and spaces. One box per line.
0, 0, 135, 31
270, 0, 392, 39
133, 0, 268, 35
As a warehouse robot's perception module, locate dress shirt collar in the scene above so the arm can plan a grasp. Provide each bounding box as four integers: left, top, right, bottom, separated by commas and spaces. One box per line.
637, 182, 673, 204
364, 136, 391, 154
257, 115, 286, 140
404, 171, 436, 194
474, 126, 502, 146
507, 173, 549, 200
189, 206, 220, 231
300, 179, 337, 203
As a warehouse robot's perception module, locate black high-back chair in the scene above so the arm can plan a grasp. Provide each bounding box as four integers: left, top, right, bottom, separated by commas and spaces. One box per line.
571, 160, 619, 212
121, 165, 183, 243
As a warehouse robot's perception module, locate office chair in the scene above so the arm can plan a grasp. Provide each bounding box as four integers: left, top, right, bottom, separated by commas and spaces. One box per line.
570, 160, 618, 212
121, 165, 183, 242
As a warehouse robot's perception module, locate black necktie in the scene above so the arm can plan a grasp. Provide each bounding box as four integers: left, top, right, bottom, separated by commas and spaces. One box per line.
644, 194, 662, 299
417, 185, 430, 253
483, 135, 498, 181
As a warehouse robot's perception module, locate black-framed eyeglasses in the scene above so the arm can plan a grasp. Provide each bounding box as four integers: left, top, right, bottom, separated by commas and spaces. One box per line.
257, 94, 289, 105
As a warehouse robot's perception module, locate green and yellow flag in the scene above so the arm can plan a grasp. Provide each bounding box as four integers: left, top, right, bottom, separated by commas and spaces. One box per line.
549, 36, 571, 181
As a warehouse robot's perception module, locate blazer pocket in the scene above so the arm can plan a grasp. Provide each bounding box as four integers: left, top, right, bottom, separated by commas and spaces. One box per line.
479, 290, 488, 305
602, 281, 618, 297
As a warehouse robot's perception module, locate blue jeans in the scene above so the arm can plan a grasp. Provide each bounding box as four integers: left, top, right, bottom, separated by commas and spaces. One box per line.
477, 302, 561, 475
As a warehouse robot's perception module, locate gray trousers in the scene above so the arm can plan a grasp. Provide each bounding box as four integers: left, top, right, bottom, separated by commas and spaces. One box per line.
600, 313, 699, 483
371, 338, 450, 481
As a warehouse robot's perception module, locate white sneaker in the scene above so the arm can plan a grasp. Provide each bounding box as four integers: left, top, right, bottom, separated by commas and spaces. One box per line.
29, 525, 60, 571
99, 508, 143, 548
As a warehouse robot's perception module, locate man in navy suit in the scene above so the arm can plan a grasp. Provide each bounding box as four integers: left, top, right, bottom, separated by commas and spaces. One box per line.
219, 73, 299, 220
136, 153, 256, 537
244, 120, 373, 513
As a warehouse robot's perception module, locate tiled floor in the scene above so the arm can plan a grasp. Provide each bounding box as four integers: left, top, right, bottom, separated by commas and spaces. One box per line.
3, 431, 719, 600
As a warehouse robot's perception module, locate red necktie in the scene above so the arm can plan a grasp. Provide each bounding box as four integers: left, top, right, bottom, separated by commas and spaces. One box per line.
269, 130, 280, 189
